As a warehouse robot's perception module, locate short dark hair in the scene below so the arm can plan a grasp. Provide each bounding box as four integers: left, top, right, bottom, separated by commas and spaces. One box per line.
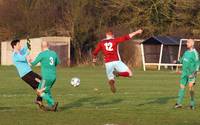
11, 39, 20, 49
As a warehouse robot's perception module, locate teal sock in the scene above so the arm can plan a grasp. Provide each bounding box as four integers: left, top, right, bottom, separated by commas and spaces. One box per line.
38, 80, 45, 90
41, 93, 55, 106
38, 80, 46, 90
49, 91, 52, 98
38, 82, 42, 89
190, 90, 195, 106
177, 89, 185, 104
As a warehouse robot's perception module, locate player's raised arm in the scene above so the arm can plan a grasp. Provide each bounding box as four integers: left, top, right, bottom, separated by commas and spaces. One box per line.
13, 51, 30, 62
20, 39, 31, 54
20, 44, 28, 53
129, 29, 143, 38
114, 35, 131, 43
114, 29, 143, 43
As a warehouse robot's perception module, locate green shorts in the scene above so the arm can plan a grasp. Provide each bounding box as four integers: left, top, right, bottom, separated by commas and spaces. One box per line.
180, 75, 196, 86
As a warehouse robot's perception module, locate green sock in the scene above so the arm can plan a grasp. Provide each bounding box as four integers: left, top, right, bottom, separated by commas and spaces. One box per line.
49, 91, 52, 98
38, 82, 42, 89
41, 93, 55, 106
38, 80, 46, 90
190, 90, 195, 106
177, 88, 185, 104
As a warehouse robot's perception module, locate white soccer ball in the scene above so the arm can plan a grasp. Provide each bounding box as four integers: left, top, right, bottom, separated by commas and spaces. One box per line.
70, 77, 80, 87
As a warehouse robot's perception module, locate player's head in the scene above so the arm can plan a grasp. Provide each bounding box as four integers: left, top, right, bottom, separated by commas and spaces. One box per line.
11, 39, 21, 51
41, 41, 49, 51
186, 39, 194, 49
106, 31, 114, 40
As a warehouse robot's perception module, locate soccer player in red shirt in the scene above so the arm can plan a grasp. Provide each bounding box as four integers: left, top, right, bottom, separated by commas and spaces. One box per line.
92, 29, 143, 93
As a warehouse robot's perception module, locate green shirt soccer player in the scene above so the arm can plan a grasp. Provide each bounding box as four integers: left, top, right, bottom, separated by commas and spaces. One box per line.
175, 39, 199, 110
30, 41, 60, 111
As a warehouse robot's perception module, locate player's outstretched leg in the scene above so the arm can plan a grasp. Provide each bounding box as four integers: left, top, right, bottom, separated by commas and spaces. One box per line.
114, 61, 133, 78
108, 79, 116, 93
113, 68, 132, 77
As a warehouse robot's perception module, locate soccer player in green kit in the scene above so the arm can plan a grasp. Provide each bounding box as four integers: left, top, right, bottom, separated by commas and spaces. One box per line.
30, 41, 60, 111
174, 39, 199, 110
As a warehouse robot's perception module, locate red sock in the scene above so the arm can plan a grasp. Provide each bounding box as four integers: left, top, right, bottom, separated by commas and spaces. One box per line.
118, 72, 130, 77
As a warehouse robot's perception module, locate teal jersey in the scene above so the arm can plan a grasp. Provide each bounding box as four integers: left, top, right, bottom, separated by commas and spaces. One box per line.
31, 49, 60, 79
12, 45, 32, 77
180, 49, 199, 76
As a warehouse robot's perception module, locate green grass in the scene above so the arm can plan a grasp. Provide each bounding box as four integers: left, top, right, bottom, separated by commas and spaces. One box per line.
0, 66, 200, 125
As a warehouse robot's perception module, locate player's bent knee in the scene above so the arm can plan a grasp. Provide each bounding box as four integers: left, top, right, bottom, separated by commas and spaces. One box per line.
35, 78, 41, 83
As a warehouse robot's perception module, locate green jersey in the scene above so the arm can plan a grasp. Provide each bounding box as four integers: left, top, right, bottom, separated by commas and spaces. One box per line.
31, 49, 60, 79
180, 49, 199, 76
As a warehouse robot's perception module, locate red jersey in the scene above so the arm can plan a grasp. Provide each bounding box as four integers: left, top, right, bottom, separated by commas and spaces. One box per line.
92, 35, 131, 63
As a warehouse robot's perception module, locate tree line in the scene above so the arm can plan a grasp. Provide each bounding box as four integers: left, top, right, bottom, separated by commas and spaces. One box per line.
0, 0, 199, 63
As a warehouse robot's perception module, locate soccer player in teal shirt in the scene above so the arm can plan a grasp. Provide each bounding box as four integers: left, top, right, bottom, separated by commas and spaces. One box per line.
175, 39, 199, 110
11, 39, 44, 110
30, 41, 60, 111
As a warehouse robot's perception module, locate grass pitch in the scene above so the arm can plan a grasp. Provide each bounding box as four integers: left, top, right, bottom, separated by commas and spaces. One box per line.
0, 66, 200, 125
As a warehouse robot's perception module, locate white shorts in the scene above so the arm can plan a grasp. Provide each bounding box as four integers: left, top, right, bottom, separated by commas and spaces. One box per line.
105, 61, 129, 80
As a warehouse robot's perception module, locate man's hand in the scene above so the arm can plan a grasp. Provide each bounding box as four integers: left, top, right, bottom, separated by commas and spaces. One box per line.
188, 71, 197, 78
135, 29, 143, 34
26, 55, 32, 63
129, 29, 143, 38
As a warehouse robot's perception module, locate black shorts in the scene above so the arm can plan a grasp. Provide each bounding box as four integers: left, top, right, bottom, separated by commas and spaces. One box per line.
21, 71, 42, 90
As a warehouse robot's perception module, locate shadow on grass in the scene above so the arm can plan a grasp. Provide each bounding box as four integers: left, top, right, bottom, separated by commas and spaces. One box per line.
137, 96, 177, 106
59, 97, 123, 111
0, 107, 13, 111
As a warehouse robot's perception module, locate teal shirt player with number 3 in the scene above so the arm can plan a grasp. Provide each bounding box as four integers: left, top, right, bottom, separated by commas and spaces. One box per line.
31, 49, 60, 79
